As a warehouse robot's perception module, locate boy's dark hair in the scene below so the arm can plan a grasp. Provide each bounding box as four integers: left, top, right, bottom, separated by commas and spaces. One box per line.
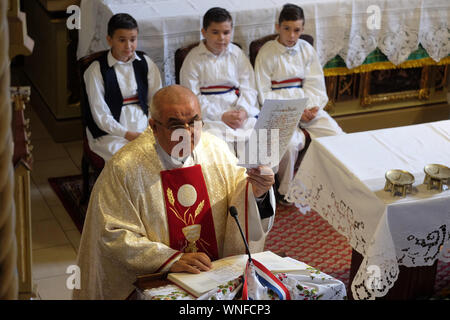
278, 3, 305, 24
107, 13, 139, 37
202, 7, 233, 30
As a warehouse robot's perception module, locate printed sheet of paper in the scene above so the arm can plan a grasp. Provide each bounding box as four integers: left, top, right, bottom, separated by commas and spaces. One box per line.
239, 98, 308, 169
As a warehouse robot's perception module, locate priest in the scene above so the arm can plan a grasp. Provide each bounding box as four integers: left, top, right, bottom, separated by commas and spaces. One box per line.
73, 85, 276, 299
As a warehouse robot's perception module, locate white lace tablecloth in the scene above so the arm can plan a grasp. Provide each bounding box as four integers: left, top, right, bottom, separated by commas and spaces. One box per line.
77, 0, 450, 85
286, 120, 450, 300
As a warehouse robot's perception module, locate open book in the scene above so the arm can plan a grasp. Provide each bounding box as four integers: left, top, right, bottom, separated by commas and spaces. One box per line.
167, 251, 308, 298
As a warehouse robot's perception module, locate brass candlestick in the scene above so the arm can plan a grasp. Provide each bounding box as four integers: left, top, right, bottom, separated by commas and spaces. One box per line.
384, 170, 415, 197
424, 164, 450, 192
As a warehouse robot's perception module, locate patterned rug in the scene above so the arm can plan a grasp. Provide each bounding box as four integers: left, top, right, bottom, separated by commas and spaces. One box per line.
49, 174, 450, 298
48, 174, 95, 234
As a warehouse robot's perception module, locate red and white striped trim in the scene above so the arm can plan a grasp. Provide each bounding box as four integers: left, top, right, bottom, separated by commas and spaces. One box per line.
242, 259, 291, 300
199, 85, 239, 96
122, 95, 139, 105
271, 77, 303, 90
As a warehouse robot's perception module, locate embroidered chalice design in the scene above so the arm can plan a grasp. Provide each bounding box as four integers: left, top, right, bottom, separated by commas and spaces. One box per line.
182, 224, 201, 253
166, 184, 206, 253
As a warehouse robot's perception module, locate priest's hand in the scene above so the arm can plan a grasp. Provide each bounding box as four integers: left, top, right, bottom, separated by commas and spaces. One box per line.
247, 165, 275, 198
169, 252, 212, 274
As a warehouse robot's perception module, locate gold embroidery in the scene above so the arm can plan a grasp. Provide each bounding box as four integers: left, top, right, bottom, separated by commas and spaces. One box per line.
192, 200, 204, 225
182, 224, 202, 253
167, 187, 206, 253
167, 187, 175, 206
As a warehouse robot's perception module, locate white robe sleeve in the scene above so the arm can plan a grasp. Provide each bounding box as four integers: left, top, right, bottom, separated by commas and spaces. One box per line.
301, 45, 329, 110
234, 51, 260, 117
247, 187, 276, 241
180, 52, 224, 122
222, 165, 276, 256
254, 48, 280, 105
144, 55, 162, 106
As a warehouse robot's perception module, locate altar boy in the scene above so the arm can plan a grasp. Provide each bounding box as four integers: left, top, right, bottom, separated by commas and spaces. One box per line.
84, 13, 162, 161
254, 3, 344, 203
180, 7, 260, 154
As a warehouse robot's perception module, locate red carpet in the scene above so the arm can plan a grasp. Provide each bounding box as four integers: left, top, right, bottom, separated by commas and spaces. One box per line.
49, 174, 450, 297
265, 204, 352, 286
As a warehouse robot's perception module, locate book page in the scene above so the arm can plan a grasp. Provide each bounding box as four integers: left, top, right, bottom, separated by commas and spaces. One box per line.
251, 251, 309, 272
238, 98, 308, 169
167, 255, 247, 297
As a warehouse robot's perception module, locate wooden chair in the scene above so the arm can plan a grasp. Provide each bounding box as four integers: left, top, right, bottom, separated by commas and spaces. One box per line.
175, 42, 201, 84
249, 34, 314, 176
77, 50, 107, 204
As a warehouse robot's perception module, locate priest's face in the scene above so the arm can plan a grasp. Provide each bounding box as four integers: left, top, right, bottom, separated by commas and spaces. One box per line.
150, 95, 202, 159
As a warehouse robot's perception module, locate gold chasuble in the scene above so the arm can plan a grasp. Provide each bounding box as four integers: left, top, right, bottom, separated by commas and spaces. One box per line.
73, 128, 273, 300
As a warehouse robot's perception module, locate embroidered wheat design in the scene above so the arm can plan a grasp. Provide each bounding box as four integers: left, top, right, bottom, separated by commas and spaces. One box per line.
167, 188, 175, 206
189, 200, 204, 224
194, 200, 204, 219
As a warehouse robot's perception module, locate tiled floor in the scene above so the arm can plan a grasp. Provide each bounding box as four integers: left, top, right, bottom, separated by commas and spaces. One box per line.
25, 106, 83, 300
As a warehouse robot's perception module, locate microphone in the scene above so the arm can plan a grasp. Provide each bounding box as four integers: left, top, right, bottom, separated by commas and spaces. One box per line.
229, 206, 252, 262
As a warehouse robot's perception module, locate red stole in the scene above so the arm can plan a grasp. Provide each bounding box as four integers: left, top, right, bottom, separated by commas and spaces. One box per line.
160, 165, 219, 260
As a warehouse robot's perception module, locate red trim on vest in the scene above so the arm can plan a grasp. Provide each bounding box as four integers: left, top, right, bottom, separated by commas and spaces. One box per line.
123, 95, 139, 103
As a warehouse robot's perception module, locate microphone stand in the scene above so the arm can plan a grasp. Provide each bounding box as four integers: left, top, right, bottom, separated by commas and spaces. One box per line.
229, 206, 252, 263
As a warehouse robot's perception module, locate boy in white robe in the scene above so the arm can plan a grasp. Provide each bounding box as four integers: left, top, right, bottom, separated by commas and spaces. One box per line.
84, 13, 162, 161
255, 4, 344, 203
180, 7, 260, 155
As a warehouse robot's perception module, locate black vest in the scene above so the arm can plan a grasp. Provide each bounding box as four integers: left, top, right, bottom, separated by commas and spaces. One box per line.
85, 50, 149, 139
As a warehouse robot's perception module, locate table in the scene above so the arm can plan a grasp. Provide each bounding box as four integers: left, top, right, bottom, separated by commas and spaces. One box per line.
286, 120, 450, 300
77, 0, 450, 85
130, 255, 347, 300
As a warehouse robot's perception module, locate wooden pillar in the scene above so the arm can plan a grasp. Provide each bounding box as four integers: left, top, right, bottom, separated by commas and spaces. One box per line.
0, 0, 18, 300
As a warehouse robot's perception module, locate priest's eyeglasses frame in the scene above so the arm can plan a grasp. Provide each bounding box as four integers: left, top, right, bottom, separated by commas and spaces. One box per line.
153, 119, 204, 132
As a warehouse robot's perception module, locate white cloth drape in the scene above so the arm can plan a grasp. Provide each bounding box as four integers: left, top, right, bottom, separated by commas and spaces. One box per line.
77, 0, 450, 85
287, 120, 450, 300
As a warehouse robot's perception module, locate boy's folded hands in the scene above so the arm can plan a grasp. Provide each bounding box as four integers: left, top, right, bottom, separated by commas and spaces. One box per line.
221, 109, 248, 129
